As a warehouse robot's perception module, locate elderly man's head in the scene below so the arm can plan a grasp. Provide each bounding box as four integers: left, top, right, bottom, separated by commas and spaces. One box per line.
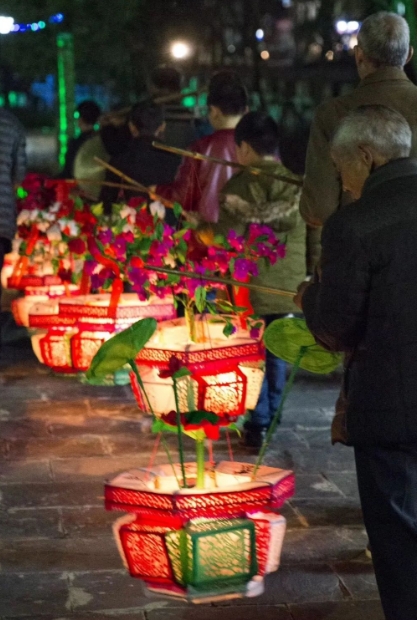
331, 105, 412, 200
355, 12, 412, 79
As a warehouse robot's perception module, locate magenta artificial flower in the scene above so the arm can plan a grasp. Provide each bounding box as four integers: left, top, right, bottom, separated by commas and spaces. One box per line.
83, 260, 97, 276
250, 326, 261, 339
91, 267, 114, 289
97, 229, 112, 245
114, 236, 127, 260
227, 229, 245, 252
233, 258, 259, 281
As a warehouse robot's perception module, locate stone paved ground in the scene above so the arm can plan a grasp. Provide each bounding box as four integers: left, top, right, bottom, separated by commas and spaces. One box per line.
0, 318, 385, 619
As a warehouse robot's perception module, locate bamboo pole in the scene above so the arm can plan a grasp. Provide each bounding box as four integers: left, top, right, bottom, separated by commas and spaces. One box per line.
143, 263, 295, 299
99, 89, 205, 124
93, 157, 195, 222
67, 178, 154, 193
152, 142, 304, 187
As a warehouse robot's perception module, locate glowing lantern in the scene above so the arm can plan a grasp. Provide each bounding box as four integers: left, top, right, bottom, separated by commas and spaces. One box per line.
29, 294, 176, 374
11, 284, 80, 327
105, 461, 294, 602
7, 273, 63, 290
131, 318, 265, 416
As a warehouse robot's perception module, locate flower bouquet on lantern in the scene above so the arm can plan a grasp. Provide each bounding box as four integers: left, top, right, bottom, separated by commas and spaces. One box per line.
87, 317, 295, 603
25, 200, 176, 377
83, 201, 285, 413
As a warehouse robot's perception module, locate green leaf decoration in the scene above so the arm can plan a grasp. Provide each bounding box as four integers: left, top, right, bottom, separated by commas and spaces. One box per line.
151, 417, 206, 441
86, 318, 157, 379
173, 202, 183, 219
91, 202, 104, 217
223, 321, 235, 337
185, 410, 219, 425
264, 317, 342, 374
172, 367, 193, 380
195, 286, 206, 313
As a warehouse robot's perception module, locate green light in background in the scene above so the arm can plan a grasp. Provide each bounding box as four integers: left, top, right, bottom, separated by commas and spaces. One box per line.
57, 33, 76, 167
8, 92, 18, 107
182, 96, 196, 108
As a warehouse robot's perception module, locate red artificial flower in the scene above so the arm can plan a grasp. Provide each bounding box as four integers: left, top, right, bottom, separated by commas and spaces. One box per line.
128, 197, 148, 208
130, 256, 144, 269
68, 238, 86, 255
58, 268, 72, 283
159, 355, 185, 379
136, 208, 154, 233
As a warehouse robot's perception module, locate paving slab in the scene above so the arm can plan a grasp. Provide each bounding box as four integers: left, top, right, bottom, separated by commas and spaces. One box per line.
289, 599, 385, 620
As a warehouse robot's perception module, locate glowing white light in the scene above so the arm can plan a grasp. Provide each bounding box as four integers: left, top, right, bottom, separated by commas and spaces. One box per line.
347, 21, 360, 33
336, 20, 348, 34
0, 16, 15, 35
336, 19, 360, 35
349, 35, 358, 49
256, 28, 264, 40
170, 41, 192, 60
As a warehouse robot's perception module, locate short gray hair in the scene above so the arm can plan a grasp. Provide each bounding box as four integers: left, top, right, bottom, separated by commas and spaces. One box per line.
358, 11, 410, 67
331, 105, 412, 163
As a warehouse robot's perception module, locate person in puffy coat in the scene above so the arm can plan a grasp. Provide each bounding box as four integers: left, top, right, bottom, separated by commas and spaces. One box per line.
0, 108, 26, 308
296, 105, 417, 620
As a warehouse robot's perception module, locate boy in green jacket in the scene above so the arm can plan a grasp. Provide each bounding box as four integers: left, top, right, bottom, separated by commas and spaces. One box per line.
216, 112, 307, 448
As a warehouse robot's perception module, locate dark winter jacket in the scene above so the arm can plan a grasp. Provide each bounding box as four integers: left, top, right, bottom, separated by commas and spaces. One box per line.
302, 158, 417, 447
0, 109, 26, 242
99, 136, 180, 211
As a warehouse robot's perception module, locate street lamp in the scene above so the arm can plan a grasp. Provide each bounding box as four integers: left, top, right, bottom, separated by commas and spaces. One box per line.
170, 40, 192, 60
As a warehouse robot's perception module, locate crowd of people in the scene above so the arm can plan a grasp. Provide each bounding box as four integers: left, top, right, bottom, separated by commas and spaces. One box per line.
1, 10, 417, 620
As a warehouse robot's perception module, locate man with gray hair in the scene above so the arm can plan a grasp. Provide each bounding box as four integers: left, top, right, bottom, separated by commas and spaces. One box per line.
300, 11, 417, 228
295, 104, 417, 620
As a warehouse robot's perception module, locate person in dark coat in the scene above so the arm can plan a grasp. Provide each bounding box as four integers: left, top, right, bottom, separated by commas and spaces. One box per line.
0, 108, 26, 308
99, 102, 180, 214
58, 100, 101, 179
295, 104, 417, 620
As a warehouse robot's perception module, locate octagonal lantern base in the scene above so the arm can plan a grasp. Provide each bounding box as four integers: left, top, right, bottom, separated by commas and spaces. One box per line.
105, 461, 293, 603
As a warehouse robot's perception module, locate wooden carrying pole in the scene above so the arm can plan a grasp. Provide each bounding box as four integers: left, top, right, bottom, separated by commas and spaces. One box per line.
144, 264, 295, 299
99, 89, 205, 125
152, 142, 303, 188
68, 178, 152, 193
